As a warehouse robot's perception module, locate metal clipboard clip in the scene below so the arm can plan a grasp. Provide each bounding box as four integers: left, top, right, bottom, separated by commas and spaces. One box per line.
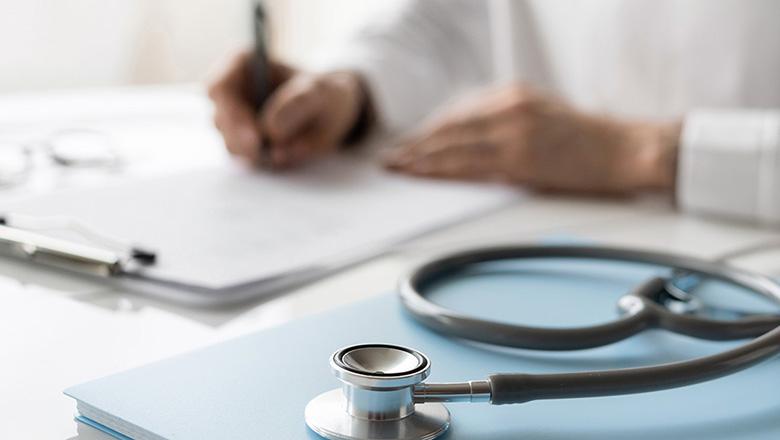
0, 215, 155, 277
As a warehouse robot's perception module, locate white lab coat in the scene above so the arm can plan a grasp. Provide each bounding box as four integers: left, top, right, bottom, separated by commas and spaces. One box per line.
318, 0, 780, 225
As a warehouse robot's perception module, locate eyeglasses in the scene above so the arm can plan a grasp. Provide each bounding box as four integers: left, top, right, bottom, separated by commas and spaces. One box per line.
0, 128, 122, 188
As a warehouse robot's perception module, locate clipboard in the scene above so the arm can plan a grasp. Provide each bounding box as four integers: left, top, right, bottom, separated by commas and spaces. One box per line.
0, 156, 520, 306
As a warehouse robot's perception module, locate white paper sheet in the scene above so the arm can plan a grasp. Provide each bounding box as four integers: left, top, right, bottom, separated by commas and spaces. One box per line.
3, 153, 521, 292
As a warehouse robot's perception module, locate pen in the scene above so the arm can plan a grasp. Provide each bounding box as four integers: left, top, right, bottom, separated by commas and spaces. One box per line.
252, 1, 270, 106
252, 1, 273, 163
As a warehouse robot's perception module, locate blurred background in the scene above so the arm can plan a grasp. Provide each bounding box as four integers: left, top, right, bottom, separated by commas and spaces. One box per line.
0, 0, 393, 92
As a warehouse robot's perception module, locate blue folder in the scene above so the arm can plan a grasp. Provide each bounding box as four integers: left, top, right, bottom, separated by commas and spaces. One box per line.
65, 258, 780, 439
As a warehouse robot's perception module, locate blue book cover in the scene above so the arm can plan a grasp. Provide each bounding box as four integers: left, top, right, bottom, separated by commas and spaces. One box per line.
66, 259, 780, 439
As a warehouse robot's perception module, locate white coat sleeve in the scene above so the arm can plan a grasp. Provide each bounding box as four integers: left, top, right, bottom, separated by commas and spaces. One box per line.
311, 0, 493, 132
678, 110, 780, 225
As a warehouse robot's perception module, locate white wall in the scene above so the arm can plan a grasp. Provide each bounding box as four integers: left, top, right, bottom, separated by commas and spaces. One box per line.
268, 0, 399, 67
0, 0, 395, 93
0, 0, 144, 91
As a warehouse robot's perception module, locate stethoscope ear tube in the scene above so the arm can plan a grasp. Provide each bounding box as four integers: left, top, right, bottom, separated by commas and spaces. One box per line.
401, 245, 780, 347
400, 271, 657, 351
400, 245, 780, 405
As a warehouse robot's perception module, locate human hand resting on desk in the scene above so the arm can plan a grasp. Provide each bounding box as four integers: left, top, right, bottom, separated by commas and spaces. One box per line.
384, 85, 682, 195
208, 50, 368, 168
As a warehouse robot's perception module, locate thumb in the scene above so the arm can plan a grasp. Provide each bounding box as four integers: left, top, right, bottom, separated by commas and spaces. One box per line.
262, 80, 323, 144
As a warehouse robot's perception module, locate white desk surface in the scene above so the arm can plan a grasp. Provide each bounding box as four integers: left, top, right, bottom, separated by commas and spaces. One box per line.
1, 86, 778, 440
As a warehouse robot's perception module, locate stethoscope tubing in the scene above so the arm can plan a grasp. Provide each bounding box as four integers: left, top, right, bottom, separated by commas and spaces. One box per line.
400, 245, 780, 405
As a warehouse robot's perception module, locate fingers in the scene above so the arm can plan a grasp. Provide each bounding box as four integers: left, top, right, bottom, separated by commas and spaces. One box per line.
385, 120, 504, 180
260, 76, 327, 167
208, 51, 262, 164
208, 51, 249, 94
384, 108, 512, 180
213, 98, 262, 164
262, 77, 324, 142
385, 141, 502, 180
208, 51, 294, 106
208, 49, 301, 166
268, 62, 296, 89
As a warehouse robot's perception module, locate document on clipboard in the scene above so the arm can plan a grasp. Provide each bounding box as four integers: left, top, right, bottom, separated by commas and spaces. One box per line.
0, 154, 521, 305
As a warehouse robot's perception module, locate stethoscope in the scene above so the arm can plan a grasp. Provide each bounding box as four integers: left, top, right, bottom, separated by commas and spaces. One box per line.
305, 245, 780, 440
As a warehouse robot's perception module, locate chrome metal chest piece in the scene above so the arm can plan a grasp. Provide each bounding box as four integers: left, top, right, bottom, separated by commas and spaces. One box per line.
305, 344, 458, 440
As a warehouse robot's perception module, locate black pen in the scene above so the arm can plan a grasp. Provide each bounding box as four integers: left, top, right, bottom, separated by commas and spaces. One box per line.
252, 1, 272, 163
252, 1, 270, 105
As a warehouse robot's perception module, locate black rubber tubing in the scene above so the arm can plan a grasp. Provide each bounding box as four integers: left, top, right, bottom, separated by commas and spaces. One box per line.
401, 246, 780, 350
489, 323, 780, 404
486, 277, 780, 403
399, 245, 780, 405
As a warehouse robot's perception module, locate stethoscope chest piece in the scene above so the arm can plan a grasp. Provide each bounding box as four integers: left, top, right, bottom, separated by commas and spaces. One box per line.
305, 344, 451, 440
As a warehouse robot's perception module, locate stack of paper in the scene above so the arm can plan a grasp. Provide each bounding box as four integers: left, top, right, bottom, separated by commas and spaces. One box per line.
3, 153, 520, 304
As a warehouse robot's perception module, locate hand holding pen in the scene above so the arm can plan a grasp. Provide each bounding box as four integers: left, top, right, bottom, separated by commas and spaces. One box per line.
208, 3, 368, 169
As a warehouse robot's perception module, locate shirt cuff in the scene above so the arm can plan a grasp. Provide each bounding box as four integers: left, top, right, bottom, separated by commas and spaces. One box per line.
678, 110, 780, 225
